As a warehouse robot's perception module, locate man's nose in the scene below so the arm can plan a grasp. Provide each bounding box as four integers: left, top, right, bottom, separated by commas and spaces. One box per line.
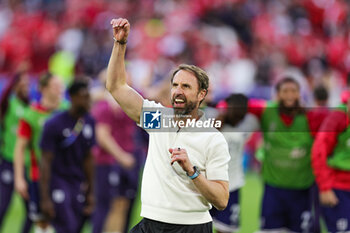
174, 86, 184, 95
287, 93, 295, 100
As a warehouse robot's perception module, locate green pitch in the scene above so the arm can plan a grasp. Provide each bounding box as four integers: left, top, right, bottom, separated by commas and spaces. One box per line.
1, 173, 325, 233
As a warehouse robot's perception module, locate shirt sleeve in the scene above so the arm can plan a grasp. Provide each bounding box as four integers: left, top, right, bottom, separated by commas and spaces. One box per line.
248, 99, 266, 121
39, 120, 57, 153
307, 108, 330, 137
241, 113, 260, 137
17, 119, 32, 139
311, 110, 347, 191
205, 133, 231, 181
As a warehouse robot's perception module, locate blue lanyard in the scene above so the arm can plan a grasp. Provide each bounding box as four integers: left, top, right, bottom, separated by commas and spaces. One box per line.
61, 117, 85, 148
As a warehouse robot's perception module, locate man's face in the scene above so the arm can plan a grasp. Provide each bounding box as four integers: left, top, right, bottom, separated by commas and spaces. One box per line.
72, 88, 91, 114
277, 82, 300, 108
42, 77, 63, 107
226, 104, 246, 126
15, 74, 30, 100
171, 70, 206, 116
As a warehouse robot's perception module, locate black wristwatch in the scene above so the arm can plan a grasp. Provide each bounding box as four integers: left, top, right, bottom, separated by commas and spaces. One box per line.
187, 166, 200, 180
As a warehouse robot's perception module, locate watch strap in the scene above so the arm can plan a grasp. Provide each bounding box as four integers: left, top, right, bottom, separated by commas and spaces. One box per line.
187, 166, 200, 180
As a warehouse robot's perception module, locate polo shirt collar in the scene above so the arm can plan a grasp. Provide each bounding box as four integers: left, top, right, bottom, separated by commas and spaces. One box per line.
174, 109, 207, 132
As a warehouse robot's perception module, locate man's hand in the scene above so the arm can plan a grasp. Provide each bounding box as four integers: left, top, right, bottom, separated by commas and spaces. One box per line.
119, 152, 136, 170
83, 192, 95, 216
320, 190, 339, 207
169, 148, 194, 175
110, 18, 130, 43
14, 176, 29, 200
169, 147, 229, 210
106, 17, 144, 123
40, 198, 55, 220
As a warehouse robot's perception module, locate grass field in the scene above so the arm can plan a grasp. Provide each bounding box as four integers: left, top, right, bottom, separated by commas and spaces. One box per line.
1, 173, 325, 233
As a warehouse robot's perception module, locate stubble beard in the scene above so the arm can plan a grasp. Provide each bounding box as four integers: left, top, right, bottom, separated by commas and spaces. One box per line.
173, 100, 198, 117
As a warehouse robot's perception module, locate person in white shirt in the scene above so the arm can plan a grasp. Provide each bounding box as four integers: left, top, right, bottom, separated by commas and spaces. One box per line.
106, 18, 230, 233
211, 94, 259, 233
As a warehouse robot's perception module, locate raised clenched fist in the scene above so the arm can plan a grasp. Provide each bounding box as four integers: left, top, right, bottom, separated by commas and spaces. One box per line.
110, 18, 130, 44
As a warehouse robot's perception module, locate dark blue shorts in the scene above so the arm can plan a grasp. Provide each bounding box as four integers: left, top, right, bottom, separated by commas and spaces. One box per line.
260, 184, 314, 233
28, 181, 44, 221
321, 189, 350, 233
95, 163, 139, 202
210, 190, 240, 233
50, 176, 86, 233
0, 159, 14, 186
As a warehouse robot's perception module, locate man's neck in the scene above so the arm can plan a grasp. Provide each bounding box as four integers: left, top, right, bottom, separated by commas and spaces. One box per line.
278, 102, 302, 117
68, 108, 84, 119
174, 109, 201, 122
40, 98, 57, 112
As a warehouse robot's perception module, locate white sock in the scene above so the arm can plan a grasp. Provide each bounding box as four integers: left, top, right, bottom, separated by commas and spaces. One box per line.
34, 225, 54, 233
34, 226, 44, 233
43, 226, 55, 233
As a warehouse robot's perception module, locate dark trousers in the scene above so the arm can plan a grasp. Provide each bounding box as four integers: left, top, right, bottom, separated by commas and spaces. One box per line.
0, 159, 32, 233
130, 218, 212, 233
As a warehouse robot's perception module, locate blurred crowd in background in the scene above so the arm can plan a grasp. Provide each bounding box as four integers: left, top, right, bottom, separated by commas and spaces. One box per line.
1, 0, 350, 106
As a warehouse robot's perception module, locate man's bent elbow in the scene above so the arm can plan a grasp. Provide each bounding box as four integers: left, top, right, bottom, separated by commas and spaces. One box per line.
212, 182, 229, 210
214, 202, 227, 211
214, 196, 229, 211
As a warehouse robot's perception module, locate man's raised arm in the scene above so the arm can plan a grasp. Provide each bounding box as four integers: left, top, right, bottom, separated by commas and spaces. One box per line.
106, 18, 144, 123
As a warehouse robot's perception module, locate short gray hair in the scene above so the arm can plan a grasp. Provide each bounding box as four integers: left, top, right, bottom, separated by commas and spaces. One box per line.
171, 64, 209, 93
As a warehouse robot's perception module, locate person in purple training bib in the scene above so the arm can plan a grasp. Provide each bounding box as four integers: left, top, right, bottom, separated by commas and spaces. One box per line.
39, 81, 95, 233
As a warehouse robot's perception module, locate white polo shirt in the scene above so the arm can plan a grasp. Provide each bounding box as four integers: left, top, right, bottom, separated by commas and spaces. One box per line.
139, 99, 230, 225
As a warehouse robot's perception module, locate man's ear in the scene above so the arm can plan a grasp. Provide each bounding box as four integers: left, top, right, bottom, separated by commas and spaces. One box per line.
198, 89, 207, 102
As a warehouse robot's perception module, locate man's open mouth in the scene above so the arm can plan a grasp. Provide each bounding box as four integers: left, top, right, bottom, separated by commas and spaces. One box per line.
173, 98, 186, 108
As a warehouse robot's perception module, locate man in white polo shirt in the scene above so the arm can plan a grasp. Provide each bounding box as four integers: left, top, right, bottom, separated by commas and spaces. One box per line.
106, 18, 230, 233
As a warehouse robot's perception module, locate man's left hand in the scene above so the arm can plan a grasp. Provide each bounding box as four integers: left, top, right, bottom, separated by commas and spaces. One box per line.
169, 147, 194, 175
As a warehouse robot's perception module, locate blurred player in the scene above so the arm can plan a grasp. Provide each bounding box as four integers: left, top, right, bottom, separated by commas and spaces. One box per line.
308, 84, 330, 232
39, 81, 95, 233
0, 72, 32, 232
250, 77, 327, 233
91, 84, 137, 233
311, 93, 350, 233
211, 94, 259, 233
14, 73, 65, 233
313, 85, 329, 108
107, 18, 230, 233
